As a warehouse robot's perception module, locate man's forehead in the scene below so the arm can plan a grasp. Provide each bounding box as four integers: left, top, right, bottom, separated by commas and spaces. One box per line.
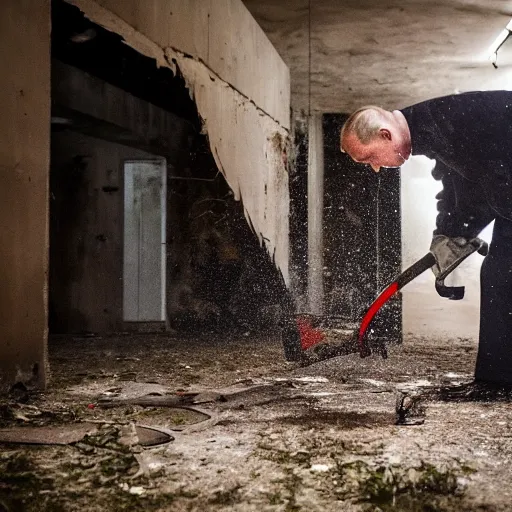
341, 132, 360, 153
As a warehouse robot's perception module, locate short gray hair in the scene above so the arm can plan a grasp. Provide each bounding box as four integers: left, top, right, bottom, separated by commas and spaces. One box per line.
340, 106, 388, 145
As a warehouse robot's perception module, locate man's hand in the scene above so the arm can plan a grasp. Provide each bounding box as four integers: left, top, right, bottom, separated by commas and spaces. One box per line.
430, 235, 488, 280
430, 235, 488, 299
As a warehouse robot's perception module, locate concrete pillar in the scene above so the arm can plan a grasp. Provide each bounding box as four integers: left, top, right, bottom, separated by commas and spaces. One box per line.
0, 0, 51, 391
307, 114, 324, 315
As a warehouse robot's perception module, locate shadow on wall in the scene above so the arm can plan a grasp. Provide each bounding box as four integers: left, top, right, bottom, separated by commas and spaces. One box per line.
401, 155, 493, 341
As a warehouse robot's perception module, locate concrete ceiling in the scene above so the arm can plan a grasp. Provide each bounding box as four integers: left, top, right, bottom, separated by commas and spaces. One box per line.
242, 0, 512, 114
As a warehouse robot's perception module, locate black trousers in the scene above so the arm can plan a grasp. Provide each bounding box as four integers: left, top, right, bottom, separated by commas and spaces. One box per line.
475, 216, 512, 383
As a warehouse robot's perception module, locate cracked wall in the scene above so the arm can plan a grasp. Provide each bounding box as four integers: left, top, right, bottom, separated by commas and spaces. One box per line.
66, 0, 292, 284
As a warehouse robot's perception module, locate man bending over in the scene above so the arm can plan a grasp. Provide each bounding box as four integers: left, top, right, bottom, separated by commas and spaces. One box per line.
341, 91, 512, 388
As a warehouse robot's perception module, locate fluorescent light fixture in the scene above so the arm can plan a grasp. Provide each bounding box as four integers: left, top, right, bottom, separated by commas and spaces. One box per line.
489, 19, 512, 67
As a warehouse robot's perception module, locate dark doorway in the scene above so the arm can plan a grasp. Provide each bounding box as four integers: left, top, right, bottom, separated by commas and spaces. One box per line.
323, 114, 402, 342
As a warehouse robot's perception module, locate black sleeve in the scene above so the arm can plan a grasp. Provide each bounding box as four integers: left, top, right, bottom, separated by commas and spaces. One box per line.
432, 162, 495, 238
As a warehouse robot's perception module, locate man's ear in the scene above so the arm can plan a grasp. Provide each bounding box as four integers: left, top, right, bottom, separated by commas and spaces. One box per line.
379, 128, 392, 141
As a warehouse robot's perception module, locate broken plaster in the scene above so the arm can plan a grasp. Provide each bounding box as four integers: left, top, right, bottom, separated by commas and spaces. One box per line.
66, 0, 291, 283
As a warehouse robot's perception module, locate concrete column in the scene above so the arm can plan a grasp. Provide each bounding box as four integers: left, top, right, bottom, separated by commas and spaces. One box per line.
0, 0, 51, 391
307, 114, 324, 315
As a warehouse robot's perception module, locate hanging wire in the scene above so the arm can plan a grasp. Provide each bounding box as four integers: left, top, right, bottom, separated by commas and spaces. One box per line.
308, 0, 312, 118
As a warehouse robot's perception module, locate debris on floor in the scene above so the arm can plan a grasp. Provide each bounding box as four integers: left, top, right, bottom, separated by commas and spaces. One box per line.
1, 333, 511, 511
395, 391, 425, 425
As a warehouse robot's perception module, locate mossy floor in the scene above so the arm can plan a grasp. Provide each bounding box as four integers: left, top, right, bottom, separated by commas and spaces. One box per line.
0, 333, 511, 511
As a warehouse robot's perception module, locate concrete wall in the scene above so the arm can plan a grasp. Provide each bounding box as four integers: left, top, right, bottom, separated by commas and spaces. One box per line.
86, 0, 290, 127
0, 0, 51, 391
401, 156, 493, 341
66, 0, 292, 284
242, 0, 308, 117
50, 131, 158, 334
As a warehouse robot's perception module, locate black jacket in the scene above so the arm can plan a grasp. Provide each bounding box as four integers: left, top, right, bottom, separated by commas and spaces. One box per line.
401, 91, 512, 238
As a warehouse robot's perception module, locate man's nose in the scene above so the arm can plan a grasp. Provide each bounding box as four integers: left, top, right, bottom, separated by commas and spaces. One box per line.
370, 163, 381, 172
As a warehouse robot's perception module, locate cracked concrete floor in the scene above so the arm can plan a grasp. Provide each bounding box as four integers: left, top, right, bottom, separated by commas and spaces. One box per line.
1, 332, 512, 511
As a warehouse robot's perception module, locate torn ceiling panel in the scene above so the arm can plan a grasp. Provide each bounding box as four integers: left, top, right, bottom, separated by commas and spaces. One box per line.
80, 0, 290, 129
66, 0, 291, 284
166, 46, 290, 283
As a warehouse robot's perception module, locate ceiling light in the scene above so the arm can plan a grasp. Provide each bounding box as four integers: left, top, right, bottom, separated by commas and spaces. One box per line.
489, 19, 512, 68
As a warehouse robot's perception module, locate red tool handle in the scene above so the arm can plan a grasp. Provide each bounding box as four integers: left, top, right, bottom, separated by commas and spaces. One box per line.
358, 281, 399, 356
358, 252, 436, 357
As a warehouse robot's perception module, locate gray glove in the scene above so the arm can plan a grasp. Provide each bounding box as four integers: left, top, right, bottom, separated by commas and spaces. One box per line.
429, 235, 488, 300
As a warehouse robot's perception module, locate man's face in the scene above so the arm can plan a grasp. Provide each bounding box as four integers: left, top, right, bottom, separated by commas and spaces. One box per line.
341, 131, 407, 172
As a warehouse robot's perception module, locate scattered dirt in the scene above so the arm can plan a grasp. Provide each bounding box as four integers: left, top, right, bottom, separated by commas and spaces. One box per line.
1, 332, 511, 511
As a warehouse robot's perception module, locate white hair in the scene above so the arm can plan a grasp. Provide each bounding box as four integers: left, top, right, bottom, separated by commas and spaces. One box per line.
340, 106, 389, 145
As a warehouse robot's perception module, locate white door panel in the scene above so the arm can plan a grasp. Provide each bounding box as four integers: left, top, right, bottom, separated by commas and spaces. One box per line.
123, 160, 166, 321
